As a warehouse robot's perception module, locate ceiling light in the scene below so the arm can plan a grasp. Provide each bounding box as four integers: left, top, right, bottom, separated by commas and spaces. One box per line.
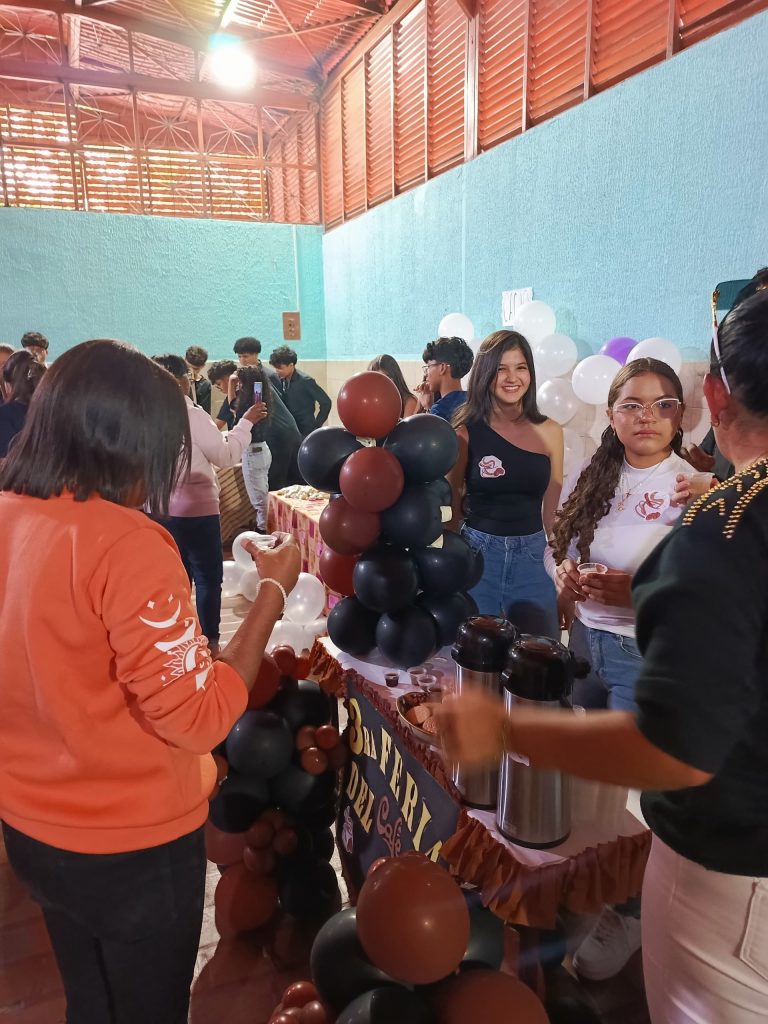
209, 34, 257, 92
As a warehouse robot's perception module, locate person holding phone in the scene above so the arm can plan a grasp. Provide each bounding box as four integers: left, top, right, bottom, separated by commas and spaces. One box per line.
232, 364, 273, 531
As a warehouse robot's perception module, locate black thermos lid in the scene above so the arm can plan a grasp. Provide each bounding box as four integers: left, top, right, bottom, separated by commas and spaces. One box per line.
451, 616, 518, 672
502, 635, 580, 702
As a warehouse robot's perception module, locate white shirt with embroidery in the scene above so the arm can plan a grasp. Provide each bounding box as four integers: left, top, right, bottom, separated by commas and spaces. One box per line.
545, 452, 692, 637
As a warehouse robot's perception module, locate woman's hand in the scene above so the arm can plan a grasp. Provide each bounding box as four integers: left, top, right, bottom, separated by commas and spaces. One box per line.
243, 401, 268, 424
227, 372, 239, 402
558, 590, 577, 631
246, 533, 300, 596
680, 444, 716, 474
671, 472, 714, 506
580, 568, 632, 607
436, 690, 507, 770
555, 559, 584, 600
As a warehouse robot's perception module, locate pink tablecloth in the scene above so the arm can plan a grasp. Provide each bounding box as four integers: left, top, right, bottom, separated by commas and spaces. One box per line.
267, 492, 326, 577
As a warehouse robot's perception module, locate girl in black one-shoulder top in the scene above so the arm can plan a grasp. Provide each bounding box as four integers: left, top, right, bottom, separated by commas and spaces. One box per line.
447, 330, 563, 636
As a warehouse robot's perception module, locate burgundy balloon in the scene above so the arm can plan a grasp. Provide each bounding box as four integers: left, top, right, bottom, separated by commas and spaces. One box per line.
300, 746, 329, 775
272, 645, 298, 676
246, 819, 275, 849
319, 548, 359, 597
356, 856, 470, 985
314, 724, 340, 751
340, 447, 405, 513
295, 725, 318, 751
248, 653, 282, 709
432, 969, 549, 1024
272, 828, 300, 857
214, 863, 279, 937
320, 496, 381, 555
204, 820, 247, 866
299, 1001, 328, 1024
282, 981, 320, 1009
337, 371, 402, 439
243, 845, 275, 876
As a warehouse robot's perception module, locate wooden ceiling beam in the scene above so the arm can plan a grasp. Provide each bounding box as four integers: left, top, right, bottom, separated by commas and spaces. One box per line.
0, 54, 317, 108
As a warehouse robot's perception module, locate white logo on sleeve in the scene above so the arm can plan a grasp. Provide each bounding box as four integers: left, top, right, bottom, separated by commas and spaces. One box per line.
140, 595, 211, 691
478, 455, 506, 479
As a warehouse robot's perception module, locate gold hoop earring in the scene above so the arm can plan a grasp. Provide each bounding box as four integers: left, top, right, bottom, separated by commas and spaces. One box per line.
712, 415, 721, 427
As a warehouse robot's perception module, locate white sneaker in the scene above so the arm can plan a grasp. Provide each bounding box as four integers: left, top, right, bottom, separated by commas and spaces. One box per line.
572, 906, 642, 981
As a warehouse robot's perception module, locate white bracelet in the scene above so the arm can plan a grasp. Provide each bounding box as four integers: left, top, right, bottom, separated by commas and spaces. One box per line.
257, 577, 287, 607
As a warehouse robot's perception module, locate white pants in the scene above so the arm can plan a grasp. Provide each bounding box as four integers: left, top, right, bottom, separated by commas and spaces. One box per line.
643, 836, 768, 1022
241, 443, 272, 531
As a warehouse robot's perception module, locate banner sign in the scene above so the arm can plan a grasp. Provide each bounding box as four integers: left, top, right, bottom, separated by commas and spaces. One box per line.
338, 677, 460, 891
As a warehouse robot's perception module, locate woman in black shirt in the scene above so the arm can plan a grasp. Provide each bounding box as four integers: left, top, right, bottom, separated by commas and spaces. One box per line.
448, 330, 563, 636
0, 350, 46, 457
440, 291, 768, 1021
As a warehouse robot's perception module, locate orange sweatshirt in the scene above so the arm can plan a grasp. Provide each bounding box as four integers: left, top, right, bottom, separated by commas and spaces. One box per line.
0, 491, 247, 854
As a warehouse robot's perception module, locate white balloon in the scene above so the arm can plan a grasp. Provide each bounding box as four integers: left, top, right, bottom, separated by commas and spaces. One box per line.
303, 616, 328, 638
239, 568, 261, 602
536, 379, 579, 425
571, 354, 622, 405
513, 300, 556, 344
221, 560, 244, 599
232, 530, 267, 568
284, 572, 326, 626
267, 619, 307, 655
438, 312, 475, 341
563, 429, 598, 477
533, 333, 578, 379
626, 337, 682, 374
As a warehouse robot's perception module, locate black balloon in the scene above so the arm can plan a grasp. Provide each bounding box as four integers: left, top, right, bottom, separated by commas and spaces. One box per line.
461, 892, 505, 971
380, 484, 443, 548
327, 597, 380, 657
353, 544, 419, 614
225, 710, 293, 779
426, 476, 452, 509
465, 544, 485, 590
312, 827, 335, 862
416, 592, 477, 648
278, 858, 340, 920
299, 799, 338, 831
208, 772, 269, 833
337, 986, 432, 1024
384, 414, 459, 483
298, 427, 362, 492
268, 679, 333, 731
310, 907, 399, 1012
376, 607, 438, 669
412, 531, 475, 595
270, 763, 336, 817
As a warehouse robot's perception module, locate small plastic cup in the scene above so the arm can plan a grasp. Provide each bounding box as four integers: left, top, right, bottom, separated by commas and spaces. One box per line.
577, 562, 608, 575
384, 672, 400, 689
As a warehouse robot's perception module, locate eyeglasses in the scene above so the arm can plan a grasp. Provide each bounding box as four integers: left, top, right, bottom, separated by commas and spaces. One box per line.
613, 398, 682, 419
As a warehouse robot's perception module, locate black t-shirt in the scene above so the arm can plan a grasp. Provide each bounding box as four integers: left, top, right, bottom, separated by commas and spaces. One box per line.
633, 461, 768, 876
464, 420, 551, 536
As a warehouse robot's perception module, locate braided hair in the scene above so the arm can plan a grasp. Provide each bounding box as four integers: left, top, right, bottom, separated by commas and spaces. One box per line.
551, 358, 684, 564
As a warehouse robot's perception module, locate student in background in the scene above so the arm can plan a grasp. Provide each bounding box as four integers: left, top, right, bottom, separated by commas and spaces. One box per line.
152, 354, 265, 654
20, 331, 49, 364
185, 345, 211, 414
368, 354, 419, 418
208, 359, 238, 428
448, 330, 562, 635
0, 339, 299, 1024
0, 350, 46, 457
229, 364, 273, 532
417, 336, 474, 421
269, 345, 331, 438
0, 344, 13, 404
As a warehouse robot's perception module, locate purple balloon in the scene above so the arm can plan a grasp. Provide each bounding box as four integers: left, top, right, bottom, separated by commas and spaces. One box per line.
600, 336, 636, 365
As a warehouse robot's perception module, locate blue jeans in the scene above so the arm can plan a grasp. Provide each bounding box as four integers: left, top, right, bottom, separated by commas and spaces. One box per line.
462, 526, 559, 638
569, 617, 642, 713
163, 514, 223, 644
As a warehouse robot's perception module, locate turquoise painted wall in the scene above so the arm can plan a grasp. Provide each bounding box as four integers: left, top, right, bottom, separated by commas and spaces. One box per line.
0, 209, 326, 361
323, 12, 768, 362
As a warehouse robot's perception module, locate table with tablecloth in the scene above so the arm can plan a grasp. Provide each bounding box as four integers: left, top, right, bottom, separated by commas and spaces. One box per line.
307, 637, 651, 931
267, 490, 327, 577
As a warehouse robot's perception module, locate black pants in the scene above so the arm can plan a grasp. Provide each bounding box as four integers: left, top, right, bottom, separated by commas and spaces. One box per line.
163, 514, 223, 643
2, 823, 206, 1024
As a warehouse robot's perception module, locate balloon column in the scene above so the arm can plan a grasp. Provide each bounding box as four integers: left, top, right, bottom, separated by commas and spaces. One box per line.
267, 855, 547, 1024
208, 647, 346, 935
298, 371, 481, 669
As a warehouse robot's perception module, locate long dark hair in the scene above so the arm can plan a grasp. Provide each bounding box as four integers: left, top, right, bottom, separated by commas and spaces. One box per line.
0, 340, 190, 516
453, 330, 544, 429
368, 354, 414, 415
2, 350, 46, 404
234, 364, 272, 420
551, 358, 684, 563
715, 289, 768, 418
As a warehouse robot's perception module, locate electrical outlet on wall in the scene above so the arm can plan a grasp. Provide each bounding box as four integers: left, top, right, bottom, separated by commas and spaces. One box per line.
282, 312, 301, 341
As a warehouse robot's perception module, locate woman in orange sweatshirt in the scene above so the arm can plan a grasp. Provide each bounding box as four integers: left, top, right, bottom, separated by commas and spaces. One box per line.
0, 339, 300, 1024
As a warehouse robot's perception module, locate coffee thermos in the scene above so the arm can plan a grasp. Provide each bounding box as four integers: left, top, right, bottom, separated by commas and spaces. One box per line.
451, 616, 518, 809
496, 635, 588, 848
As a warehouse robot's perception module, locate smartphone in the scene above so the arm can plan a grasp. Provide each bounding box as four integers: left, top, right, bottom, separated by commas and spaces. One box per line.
253, 381, 263, 402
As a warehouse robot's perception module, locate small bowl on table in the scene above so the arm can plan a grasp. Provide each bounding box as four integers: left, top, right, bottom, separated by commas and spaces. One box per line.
396, 690, 443, 749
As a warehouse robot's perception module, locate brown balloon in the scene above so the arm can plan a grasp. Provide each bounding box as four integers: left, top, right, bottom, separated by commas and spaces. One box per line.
272, 645, 298, 676
327, 743, 349, 770
282, 981, 320, 1009
356, 856, 470, 985
214, 863, 279, 937
272, 827, 300, 857
319, 496, 381, 556
295, 725, 318, 751
337, 370, 402, 439
246, 819, 275, 849
248, 653, 282, 709
339, 447, 404, 514
319, 548, 359, 597
299, 1001, 328, 1024
300, 746, 329, 775
296, 653, 313, 678
204, 820, 247, 866
261, 808, 288, 832
314, 724, 340, 751
367, 857, 388, 876
432, 969, 548, 1024
242, 844, 275, 876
